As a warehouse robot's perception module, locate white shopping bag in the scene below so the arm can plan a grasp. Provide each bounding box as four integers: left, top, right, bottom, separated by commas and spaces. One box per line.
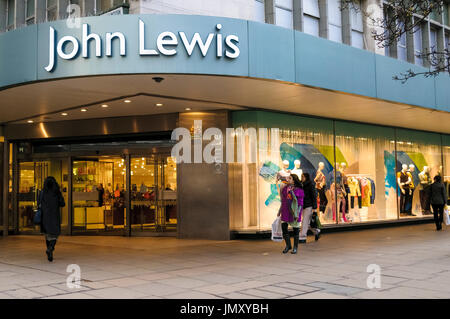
444, 206, 450, 226
271, 217, 283, 242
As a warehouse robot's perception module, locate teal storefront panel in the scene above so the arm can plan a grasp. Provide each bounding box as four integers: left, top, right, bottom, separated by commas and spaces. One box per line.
0, 14, 448, 114
0, 24, 37, 88
247, 21, 295, 82
375, 54, 436, 108
294, 31, 377, 98
435, 73, 450, 113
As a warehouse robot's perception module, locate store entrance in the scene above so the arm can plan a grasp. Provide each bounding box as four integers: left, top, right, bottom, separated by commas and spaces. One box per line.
130, 155, 177, 233
72, 156, 126, 234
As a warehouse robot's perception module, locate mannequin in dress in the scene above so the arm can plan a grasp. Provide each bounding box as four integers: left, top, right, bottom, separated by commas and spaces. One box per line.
408, 164, 416, 215
419, 166, 431, 214
276, 160, 291, 195
314, 162, 327, 214
291, 160, 303, 179
397, 164, 412, 215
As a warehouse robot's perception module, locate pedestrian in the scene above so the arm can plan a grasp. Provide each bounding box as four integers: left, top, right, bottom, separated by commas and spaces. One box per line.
38, 176, 65, 262
429, 175, 447, 231
300, 172, 321, 243
277, 174, 304, 254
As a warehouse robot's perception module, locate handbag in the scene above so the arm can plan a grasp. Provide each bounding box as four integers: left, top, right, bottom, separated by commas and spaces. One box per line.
34, 191, 43, 225
271, 217, 283, 242
33, 209, 41, 225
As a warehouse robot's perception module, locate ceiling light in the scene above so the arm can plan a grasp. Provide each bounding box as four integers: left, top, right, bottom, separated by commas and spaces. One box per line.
156, 103, 163, 107
61, 112, 68, 116
102, 104, 108, 108
27, 120, 34, 123
81, 108, 87, 112
185, 108, 191, 111
124, 100, 131, 103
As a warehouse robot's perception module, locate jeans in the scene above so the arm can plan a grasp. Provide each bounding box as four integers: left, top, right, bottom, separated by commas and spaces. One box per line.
432, 204, 445, 230
300, 207, 319, 240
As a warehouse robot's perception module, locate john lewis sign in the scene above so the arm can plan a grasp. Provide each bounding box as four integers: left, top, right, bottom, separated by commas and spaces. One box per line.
45, 19, 240, 72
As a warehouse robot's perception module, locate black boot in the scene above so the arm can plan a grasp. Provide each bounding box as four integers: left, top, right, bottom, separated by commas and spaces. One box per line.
45, 240, 51, 260
283, 234, 292, 254
47, 240, 56, 262
291, 228, 299, 254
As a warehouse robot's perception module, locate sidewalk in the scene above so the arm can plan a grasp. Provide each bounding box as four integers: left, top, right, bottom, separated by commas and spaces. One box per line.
0, 223, 449, 299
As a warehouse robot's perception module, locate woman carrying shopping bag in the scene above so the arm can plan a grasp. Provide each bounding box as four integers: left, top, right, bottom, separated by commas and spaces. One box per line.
429, 175, 447, 231
277, 174, 304, 254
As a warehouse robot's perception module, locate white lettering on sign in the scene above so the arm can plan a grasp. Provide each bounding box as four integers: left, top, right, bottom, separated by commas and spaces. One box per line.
45, 20, 240, 72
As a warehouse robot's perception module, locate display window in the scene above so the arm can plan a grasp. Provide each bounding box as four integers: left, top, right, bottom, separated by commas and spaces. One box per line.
396, 130, 442, 218
335, 122, 397, 223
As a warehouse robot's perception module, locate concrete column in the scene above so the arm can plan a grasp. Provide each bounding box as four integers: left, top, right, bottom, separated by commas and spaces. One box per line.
342, 5, 351, 45
293, 0, 303, 31
422, 21, 431, 68
15, 0, 25, 28
318, 0, 328, 39
0, 0, 7, 32
85, 0, 96, 16
265, 0, 275, 24
177, 111, 231, 240
59, 0, 70, 20
36, 0, 46, 23
406, 17, 415, 64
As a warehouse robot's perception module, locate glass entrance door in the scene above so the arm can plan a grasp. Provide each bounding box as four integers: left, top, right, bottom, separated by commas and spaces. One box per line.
18, 159, 69, 233
131, 155, 177, 232
72, 156, 126, 233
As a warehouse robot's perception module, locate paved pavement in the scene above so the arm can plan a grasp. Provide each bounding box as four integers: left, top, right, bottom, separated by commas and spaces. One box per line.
0, 223, 449, 299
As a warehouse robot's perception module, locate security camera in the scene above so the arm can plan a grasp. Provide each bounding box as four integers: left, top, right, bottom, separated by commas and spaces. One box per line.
152, 77, 164, 83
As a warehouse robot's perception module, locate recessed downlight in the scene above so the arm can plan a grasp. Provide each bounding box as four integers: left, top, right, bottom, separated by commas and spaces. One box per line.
185, 108, 191, 111
81, 108, 87, 112
156, 103, 163, 107
61, 112, 68, 116
101, 104, 109, 108
124, 100, 131, 103
27, 120, 34, 123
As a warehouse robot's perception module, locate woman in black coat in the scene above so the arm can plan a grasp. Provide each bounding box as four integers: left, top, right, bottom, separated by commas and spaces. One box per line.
429, 175, 447, 231
38, 176, 65, 262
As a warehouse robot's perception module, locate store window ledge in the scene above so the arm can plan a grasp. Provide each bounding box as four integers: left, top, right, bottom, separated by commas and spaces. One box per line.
230, 216, 434, 239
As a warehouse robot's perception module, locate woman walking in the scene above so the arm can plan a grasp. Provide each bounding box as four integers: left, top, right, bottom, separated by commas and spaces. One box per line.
38, 176, 65, 262
429, 175, 447, 231
300, 173, 321, 243
277, 174, 304, 254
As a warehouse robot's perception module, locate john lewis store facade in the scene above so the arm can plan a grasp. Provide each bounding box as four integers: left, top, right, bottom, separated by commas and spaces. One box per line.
0, 14, 450, 240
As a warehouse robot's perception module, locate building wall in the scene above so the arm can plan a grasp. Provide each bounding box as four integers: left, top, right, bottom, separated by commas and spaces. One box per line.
130, 0, 256, 21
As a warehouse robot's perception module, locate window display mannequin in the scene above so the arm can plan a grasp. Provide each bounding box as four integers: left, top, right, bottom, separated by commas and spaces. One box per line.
340, 162, 350, 221
419, 166, 432, 214
407, 164, 416, 215
276, 160, 291, 195
314, 162, 328, 213
397, 164, 413, 216
291, 160, 303, 179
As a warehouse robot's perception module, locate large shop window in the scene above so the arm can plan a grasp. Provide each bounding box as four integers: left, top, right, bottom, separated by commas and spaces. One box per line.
396, 130, 442, 218
229, 112, 336, 231
335, 122, 397, 223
